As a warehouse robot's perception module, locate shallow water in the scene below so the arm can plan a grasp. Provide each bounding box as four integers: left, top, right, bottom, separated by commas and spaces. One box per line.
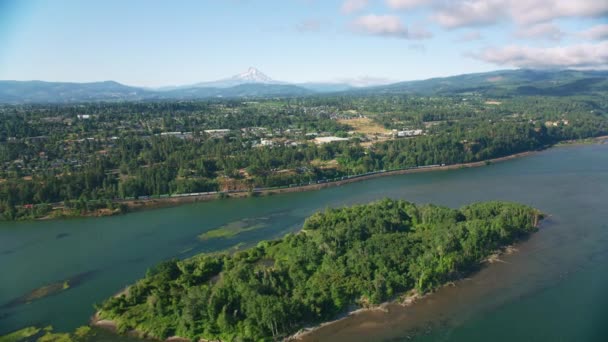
1, 144, 607, 341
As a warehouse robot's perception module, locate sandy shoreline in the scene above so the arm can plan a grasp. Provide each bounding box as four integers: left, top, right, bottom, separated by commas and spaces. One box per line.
287, 243, 527, 341
287, 295, 419, 341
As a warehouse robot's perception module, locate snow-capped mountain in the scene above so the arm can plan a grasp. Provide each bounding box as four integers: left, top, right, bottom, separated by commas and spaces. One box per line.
187, 67, 283, 89
160, 67, 380, 91
232, 67, 274, 83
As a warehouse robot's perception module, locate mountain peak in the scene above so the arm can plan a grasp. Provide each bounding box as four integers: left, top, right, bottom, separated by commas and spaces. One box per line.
232, 67, 273, 83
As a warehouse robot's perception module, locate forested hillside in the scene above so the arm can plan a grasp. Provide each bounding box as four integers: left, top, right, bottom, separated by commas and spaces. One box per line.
365, 69, 608, 97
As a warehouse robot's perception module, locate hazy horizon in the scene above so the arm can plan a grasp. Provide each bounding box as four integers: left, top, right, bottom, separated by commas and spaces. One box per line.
0, 65, 527, 88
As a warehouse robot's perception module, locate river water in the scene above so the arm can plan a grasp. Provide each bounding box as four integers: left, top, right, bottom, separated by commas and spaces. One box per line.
1, 144, 607, 341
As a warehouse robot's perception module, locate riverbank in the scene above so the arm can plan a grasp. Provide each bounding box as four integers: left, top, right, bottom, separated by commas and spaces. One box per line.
21, 150, 531, 220
554, 135, 608, 146
115, 150, 537, 214
10, 135, 600, 222
116, 134, 608, 215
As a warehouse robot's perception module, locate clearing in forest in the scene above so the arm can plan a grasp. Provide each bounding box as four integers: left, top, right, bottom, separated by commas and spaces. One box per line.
338, 117, 391, 135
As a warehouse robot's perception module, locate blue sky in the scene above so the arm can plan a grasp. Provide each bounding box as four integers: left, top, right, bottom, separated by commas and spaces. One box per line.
0, 0, 606, 87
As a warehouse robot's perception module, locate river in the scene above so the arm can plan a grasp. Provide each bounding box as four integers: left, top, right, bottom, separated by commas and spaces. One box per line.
1, 143, 607, 341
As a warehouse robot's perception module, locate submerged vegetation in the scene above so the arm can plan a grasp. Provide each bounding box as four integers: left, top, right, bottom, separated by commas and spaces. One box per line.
0, 326, 40, 342
1, 281, 70, 310
198, 222, 266, 241
0, 326, 92, 342
198, 213, 288, 241
97, 199, 542, 341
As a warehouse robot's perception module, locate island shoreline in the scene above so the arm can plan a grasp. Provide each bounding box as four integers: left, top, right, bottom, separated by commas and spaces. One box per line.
90, 212, 544, 342
285, 237, 539, 341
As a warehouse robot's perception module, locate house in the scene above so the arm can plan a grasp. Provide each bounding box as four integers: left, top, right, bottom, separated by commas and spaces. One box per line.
395, 129, 423, 137
159, 132, 193, 139
260, 138, 274, 146
204, 129, 231, 138
314, 136, 349, 144
545, 119, 569, 127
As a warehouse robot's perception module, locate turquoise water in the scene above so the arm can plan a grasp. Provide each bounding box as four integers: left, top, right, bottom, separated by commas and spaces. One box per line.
1, 144, 607, 341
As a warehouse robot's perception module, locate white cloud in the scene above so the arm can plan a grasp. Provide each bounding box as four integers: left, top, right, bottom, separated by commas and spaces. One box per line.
471, 41, 608, 69
514, 23, 564, 41
351, 15, 407, 38
427, 0, 608, 29
341, 0, 368, 14
386, 0, 432, 10
578, 24, 608, 41
509, 0, 608, 25
342, 0, 607, 46
433, 0, 506, 29
350, 14, 432, 39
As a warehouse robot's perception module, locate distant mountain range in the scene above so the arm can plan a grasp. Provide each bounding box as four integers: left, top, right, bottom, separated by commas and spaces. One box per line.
0, 68, 606, 104
365, 69, 608, 97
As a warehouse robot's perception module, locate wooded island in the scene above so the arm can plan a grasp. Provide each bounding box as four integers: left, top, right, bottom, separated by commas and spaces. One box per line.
96, 199, 542, 341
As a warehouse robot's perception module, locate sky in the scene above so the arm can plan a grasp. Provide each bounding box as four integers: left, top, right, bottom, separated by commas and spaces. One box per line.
0, 0, 606, 87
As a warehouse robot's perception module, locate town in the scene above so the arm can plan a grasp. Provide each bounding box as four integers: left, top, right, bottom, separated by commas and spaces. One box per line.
0, 93, 603, 220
